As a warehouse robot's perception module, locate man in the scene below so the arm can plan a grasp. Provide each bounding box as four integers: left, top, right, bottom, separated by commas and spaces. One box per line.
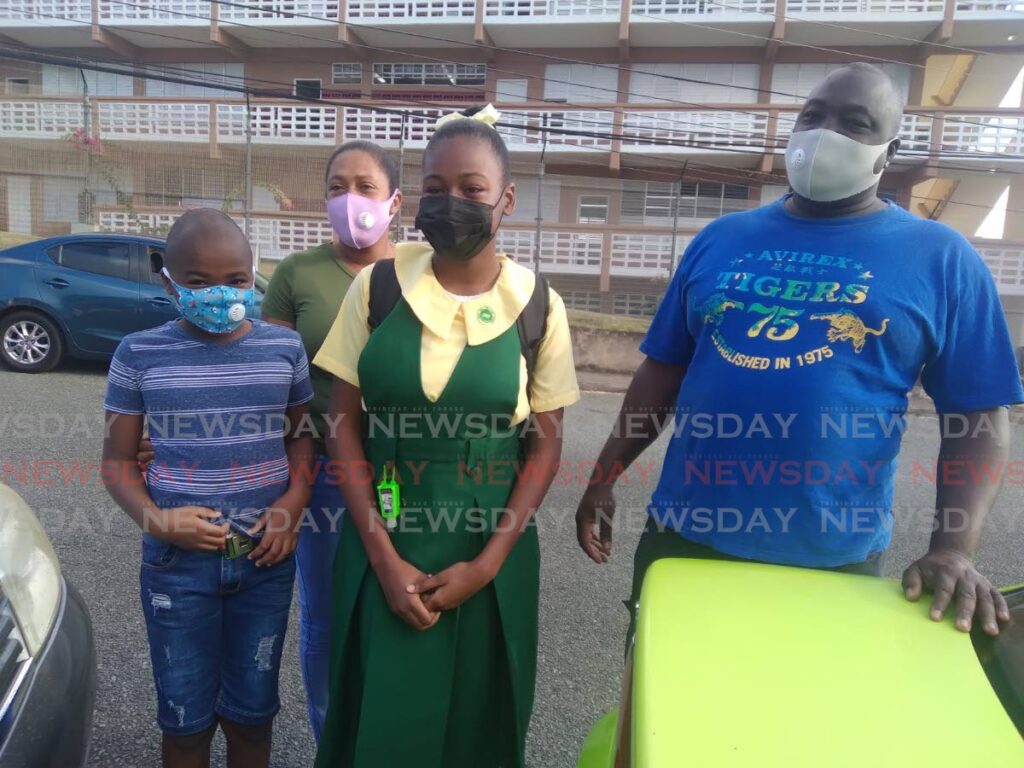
576, 63, 1023, 638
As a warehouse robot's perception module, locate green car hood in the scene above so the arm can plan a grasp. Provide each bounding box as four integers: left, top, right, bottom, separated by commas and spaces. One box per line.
625, 558, 1024, 767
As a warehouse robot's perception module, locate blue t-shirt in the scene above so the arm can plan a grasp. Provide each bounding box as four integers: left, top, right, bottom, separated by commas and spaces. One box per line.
104, 320, 314, 531
641, 199, 1024, 567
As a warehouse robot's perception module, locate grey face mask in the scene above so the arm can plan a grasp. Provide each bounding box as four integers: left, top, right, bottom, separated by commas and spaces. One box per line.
785, 128, 892, 203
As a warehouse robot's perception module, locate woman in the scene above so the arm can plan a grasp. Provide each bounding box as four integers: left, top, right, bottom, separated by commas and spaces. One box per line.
313, 107, 580, 767
260, 140, 402, 742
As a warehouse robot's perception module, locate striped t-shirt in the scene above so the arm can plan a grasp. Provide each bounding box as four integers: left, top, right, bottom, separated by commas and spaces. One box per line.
104, 320, 314, 530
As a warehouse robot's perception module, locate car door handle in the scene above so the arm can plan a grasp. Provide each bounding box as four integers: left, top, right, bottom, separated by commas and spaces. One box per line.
146, 296, 173, 306
44, 277, 70, 288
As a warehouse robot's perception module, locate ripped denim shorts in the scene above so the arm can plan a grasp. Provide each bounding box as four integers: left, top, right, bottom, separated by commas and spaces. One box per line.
139, 533, 296, 735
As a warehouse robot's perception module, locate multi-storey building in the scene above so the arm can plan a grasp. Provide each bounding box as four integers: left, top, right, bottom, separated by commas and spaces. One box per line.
0, 1, 1021, 339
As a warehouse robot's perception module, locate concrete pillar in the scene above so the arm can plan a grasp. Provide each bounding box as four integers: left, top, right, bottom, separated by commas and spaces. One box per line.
1006, 175, 1024, 241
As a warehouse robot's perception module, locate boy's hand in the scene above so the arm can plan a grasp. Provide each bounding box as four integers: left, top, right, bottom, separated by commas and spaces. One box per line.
136, 435, 154, 475
247, 506, 299, 567
409, 560, 495, 613
376, 557, 440, 631
149, 506, 229, 552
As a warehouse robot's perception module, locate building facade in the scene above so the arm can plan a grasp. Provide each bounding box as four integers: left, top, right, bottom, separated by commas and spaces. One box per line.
0, 0, 1021, 338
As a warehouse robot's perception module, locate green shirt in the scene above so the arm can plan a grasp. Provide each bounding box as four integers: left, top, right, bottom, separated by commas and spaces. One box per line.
261, 242, 356, 455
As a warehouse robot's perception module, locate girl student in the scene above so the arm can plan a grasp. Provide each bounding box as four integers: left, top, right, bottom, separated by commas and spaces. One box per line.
312, 106, 580, 768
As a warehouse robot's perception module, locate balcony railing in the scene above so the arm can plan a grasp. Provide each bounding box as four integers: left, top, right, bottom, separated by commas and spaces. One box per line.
0, 0, 91, 22
621, 110, 769, 152
217, 0, 339, 20
942, 114, 1024, 156
631, 0, 776, 14
786, 0, 942, 11
499, 111, 615, 150
343, 107, 443, 146
406, 225, 606, 273
899, 113, 934, 153
348, 0, 474, 18
344, 107, 615, 150
3, 99, 1021, 162
0, 100, 82, 138
978, 245, 1024, 295
4, 0, 1024, 22
484, 0, 620, 17
98, 208, 1024, 293
98, 0, 211, 21
216, 103, 338, 144
99, 209, 335, 260
98, 102, 211, 141
610, 232, 689, 276
955, 0, 1024, 10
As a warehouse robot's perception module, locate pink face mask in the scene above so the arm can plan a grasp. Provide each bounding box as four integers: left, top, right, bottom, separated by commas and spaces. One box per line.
326, 191, 397, 250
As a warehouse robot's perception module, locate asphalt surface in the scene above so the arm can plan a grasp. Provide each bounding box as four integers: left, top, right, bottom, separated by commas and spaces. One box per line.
2, 361, 1024, 767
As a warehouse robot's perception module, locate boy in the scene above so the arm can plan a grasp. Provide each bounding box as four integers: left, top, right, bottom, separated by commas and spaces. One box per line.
101, 209, 314, 768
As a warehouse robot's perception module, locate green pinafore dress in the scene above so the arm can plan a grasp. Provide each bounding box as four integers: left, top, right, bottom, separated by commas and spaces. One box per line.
315, 296, 540, 768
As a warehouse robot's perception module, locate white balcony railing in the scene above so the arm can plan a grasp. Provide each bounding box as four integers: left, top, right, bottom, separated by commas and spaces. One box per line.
631, 0, 776, 14
98, 102, 211, 141
0, 0, 91, 22
900, 113, 934, 153
5, 0, 1020, 23
942, 114, 1024, 156
343, 107, 444, 146
536, 231, 603, 273
96, 209, 1024, 298
98, 0, 211, 21
955, 0, 1024, 10
978, 246, 1024, 295
496, 229, 538, 264
218, 0, 339, 20
499, 111, 615, 150
485, 0, 620, 17
0, 101, 82, 138
610, 232, 693, 276
347, 0, 474, 18
100, 209, 334, 260
621, 110, 769, 151
787, 0, 942, 10
403, 226, 603, 274
216, 104, 337, 144
99, 210, 179, 233
345, 108, 614, 150
247, 216, 334, 260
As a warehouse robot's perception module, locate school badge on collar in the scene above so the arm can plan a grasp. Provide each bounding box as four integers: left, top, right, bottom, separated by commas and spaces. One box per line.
477, 306, 495, 324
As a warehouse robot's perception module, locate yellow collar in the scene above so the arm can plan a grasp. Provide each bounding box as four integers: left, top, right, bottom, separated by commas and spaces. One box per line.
394, 242, 537, 345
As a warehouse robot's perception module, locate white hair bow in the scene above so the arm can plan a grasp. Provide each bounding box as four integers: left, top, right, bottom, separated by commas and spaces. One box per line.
434, 103, 502, 130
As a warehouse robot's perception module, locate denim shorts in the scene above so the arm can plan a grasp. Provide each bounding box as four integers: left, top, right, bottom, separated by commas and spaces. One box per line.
139, 533, 296, 736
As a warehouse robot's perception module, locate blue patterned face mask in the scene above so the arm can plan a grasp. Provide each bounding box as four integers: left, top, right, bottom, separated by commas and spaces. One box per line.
161, 268, 255, 335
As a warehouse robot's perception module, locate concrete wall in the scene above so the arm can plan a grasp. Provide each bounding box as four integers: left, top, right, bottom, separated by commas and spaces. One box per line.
571, 326, 645, 374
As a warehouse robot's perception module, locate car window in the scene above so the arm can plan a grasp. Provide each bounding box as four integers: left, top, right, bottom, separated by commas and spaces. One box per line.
55, 241, 132, 281
145, 247, 165, 286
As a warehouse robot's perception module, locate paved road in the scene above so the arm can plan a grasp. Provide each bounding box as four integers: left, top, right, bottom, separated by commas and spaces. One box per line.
2, 361, 1024, 767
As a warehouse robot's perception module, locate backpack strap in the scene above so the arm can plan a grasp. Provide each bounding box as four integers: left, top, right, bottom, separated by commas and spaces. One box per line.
367, 258, 401, 332
517, 274, 549, 401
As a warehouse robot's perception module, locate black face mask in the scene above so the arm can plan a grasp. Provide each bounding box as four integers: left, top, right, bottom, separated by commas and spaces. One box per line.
415, 194, 502, 262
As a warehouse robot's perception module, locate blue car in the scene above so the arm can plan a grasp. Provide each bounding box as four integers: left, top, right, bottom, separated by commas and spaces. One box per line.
0, 234, 265, 373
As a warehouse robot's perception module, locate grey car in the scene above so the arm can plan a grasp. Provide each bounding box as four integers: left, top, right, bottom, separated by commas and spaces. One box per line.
0, 484, 95, 767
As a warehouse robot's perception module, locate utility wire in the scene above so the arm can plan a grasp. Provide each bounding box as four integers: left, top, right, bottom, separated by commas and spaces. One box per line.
1, 41, 1022, 213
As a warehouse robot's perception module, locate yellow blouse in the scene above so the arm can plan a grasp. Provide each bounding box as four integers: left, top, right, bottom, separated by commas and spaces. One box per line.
313, 243, 580, 424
